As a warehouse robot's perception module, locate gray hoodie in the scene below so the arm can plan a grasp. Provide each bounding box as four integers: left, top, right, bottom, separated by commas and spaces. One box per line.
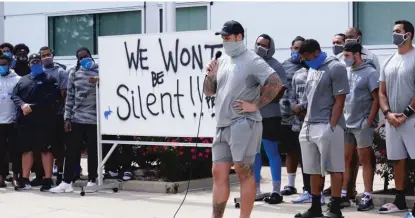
0, 70, 20, 123
64, 63, 99, 124
303, 56, 350, 129
337, 47, 380, 71
256, 36, 288, 118
344, 59, 379, 129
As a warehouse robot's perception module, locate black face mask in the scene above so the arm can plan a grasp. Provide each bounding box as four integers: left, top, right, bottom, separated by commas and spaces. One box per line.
16, 55, 28, 63
300, 60, 310, 70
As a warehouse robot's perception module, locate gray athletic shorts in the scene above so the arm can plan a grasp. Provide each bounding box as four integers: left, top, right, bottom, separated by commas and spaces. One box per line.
299, 123, 345, 176
344, 127, 373, 149
212, 118, 262, 163
385, 116, 415, 160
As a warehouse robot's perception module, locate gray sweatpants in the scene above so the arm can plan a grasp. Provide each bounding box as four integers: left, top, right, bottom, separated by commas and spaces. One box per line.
386, 116, 415, 160
212, 118, 262, 163
299, 123, 345, 176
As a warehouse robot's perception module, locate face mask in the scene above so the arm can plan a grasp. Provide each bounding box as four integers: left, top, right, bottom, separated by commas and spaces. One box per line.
80, 58, 94, 70
291, 51, 301, 63
3, 52, 12, 58
30, 64, 43, 77
255, 46, 268, 58
16, 55, 28, 62
42, 57, 54, 68
344, 57, 355, 67
332, 45, 344, 56
305, 52, 327, 70
223, 40, 246, 57
0, 65, 9, 76
393, 33, 409, 46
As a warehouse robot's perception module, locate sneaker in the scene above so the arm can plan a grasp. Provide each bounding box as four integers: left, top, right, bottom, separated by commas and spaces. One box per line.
15, 178, 31, 191
49, 182, 74, 193
340, 197, 351, 208
403, 212, 415, 218
122, 172, 132, 181
30, 177, 43, 187
40, 178, 54, 192
295, 209, 323, 218
357, 194, 374, 211
87, 181, 97, 187
281, 185, 297, 196
292, 191, 312, 204
264, 192, 283, 204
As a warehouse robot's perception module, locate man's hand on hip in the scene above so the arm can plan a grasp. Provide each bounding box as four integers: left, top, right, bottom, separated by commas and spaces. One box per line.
234, 100, 257, 113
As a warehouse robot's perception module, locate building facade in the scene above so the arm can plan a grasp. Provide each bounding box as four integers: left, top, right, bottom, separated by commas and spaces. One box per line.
2, 1, 414, 67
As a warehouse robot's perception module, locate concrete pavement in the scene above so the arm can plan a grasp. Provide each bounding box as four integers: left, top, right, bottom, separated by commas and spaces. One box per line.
0, 165, 406, 218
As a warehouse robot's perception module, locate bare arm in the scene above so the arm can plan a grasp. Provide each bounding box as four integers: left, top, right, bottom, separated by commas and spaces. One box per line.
257, 72, 283, 108
330, 94, 346, 126
367, 89, 380, 125
378, 81, 389, 113
203, 75, 217, 97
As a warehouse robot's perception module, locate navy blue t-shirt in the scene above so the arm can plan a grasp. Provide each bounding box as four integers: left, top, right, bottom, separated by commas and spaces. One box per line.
11, 73, 60, 126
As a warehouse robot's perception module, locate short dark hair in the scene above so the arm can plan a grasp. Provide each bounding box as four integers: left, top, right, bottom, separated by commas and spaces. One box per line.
291, 36, 305, 46
0, 55, 11, 64
349, 27, 362, 36
395, 20, 415, 40
335, 33, 346, 42
344, 41, 362, 54
13, 43, 30, 55
0, 43, 13, 51
298, 39, 321, 54
39, 46, 53, 54
259, 34, 271, 42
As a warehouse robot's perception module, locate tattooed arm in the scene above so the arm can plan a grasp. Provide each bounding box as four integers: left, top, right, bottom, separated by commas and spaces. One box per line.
203, 75, 217, 97
257, 72, 283, 109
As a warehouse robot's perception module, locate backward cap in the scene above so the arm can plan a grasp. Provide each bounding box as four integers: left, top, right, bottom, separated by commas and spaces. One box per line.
215, 20, 244, 36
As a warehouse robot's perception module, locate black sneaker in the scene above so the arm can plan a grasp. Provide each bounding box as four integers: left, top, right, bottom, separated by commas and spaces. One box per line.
294, 209, 323, 218
323, 211, 344, 218
357, 194, 374, 211
327, 197, 350, 210
15, 178, 31, 191
264, 192, 283, 204
323, 187, 331, 196
281, 186, 297, 196
40, 178, 54, 192
30, 177, 43, 187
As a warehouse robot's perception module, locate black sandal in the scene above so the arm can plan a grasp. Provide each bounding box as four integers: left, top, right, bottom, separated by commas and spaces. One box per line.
323, 211, 344, 218
294, 210, 323, 218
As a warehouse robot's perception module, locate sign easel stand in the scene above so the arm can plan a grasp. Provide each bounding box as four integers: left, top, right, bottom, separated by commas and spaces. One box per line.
79, 85, 212, 196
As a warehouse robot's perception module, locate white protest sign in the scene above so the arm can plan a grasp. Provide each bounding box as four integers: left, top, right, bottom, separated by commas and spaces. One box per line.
98, 31, 223, 137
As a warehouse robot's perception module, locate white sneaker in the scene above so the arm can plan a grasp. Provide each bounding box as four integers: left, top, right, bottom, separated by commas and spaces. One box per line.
49, 182, 73, 193
292, 191, 312, 203
87, 181, 97, 187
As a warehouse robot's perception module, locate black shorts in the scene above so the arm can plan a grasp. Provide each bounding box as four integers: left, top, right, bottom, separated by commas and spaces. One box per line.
50, 115, 65, 156
262, 116, 282, 141
278, 124, 300, 154
17, 124, 52, 153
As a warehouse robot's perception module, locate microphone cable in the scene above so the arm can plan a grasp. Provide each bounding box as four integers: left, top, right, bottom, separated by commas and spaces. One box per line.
173, 51, 222, 218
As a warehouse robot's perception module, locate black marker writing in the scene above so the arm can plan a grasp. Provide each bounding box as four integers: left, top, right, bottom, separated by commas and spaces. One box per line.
151, 71, 165, 87
124, 39, 149, 71
205, 44, 223, 59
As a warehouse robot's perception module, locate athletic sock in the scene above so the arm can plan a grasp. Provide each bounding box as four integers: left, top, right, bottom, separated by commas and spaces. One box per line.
330, 197, 342, 215
256, 182, 261, 195
363, 192, 372, 199
272, 180, 281, 194
393, 190, 406, 209
341, 189, 347, 198
288, 173, 296, 187
310, 194, 322, 214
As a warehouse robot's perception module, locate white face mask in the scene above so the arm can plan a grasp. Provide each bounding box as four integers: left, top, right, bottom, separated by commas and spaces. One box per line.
223, 40, 246, 57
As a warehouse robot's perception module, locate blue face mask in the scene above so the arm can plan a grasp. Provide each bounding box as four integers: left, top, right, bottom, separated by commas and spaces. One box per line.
291, 51, 301, 63
0, 65, 9, 76
3, 52, 12, 59
30, 64, 44, 77
305, 52, 327, 70
80, 58, 94, 70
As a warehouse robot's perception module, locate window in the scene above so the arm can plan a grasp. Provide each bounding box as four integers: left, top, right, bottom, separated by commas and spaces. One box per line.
48, 10, 142, 56
176, 6, 208, 31
159, 5, 208, 32
354, 2, 415, 45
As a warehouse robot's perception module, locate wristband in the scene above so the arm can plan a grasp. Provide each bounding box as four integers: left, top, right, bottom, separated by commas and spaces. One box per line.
383, 109, 391, 116
403, 105, 415, 118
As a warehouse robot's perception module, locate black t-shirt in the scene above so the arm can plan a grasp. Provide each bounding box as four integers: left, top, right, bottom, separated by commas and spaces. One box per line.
11, 73, 60, 126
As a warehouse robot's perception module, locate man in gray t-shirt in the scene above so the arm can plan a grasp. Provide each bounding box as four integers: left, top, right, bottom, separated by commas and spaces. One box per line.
203, 20, 283, 218
295, 39, 349, 218
378, 20, 415, 215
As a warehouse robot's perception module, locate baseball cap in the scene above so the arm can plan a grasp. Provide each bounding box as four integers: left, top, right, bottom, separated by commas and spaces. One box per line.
215, 20, 244, 36
344, 41, 363, 54
28, 53, 41, 63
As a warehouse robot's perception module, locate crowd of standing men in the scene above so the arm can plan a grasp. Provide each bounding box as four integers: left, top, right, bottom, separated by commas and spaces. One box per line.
0, 43, 134, 193
206, 19, 415, 218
